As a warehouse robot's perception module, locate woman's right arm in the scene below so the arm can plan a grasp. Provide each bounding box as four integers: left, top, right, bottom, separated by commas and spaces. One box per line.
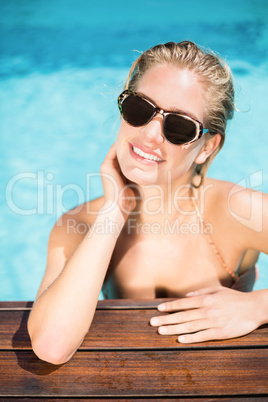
28, 144, 135, 365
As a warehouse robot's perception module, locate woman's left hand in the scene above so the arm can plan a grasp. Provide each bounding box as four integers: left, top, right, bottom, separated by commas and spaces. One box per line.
150, 286, 262, 343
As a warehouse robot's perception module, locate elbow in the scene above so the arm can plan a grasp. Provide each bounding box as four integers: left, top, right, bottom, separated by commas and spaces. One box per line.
32, 342, 74, 365
27, 317, 85, 365
29, 332, 76, 365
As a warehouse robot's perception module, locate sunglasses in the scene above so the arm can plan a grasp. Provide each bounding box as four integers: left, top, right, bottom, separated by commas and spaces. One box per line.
118, 90, 210, 146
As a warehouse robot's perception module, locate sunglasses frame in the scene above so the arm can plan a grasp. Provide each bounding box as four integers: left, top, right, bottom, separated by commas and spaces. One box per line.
118, 89, 210, 146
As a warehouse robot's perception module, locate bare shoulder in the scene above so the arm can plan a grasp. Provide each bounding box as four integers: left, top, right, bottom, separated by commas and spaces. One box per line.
204, 177, 265, 221
35, 196, 104, 299
203, 177, 268, 253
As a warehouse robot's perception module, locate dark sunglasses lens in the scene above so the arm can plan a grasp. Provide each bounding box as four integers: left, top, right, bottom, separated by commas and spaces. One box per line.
164, 114, 197, 145
121, 94, 155, 126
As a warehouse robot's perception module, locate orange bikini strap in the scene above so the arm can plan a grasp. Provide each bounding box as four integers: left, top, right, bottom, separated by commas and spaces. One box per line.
191, 193, 238, 283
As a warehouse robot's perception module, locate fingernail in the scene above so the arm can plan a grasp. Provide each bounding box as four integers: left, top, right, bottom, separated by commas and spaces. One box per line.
178, 336, 186, 342
159, 326, 167, 334
158, 304, 166, 311
150, 317, 159, 326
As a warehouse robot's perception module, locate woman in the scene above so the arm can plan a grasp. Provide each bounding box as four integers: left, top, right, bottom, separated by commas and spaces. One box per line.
28, 41, 268, 364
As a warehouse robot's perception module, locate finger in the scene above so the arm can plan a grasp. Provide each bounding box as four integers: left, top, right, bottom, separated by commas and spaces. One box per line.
150, 308, 207, 327
178, 328, 221, 343
106, 143, 116, 156
186, 286, 222, 297
157, 296, 205, 312
101, 144, 121, 174
157, 319, 211, 336
101, 143, 116, 163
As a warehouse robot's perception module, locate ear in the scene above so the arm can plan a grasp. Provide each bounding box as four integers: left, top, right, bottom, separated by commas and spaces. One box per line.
194, 133, 222, 164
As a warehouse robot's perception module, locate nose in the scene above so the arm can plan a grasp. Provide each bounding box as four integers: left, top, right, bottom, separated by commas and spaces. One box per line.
140, 113, 164, 145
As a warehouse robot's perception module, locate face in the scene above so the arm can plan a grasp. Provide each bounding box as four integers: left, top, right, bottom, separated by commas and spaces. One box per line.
115, 64, 209, 187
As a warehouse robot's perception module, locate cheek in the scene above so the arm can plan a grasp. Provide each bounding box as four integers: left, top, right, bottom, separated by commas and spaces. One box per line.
167, 141, 203, 173
115, 123, 127, 161
115, 123, 133, 178
115, 121, 132, 148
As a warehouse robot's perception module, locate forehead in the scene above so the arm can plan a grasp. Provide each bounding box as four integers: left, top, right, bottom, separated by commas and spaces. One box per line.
136, 64, 206, 122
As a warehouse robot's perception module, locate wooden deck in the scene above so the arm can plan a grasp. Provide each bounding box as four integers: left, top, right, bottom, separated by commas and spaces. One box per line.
0, 299, 267, 400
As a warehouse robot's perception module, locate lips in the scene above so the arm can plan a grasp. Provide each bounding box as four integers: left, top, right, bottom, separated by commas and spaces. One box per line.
129, 142, 165, 165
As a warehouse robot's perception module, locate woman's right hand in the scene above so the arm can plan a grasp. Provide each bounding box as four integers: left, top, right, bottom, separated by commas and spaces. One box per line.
100, 143, 137, 220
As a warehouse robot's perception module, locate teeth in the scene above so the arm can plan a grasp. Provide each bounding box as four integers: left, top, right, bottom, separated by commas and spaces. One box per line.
132, 146, 163, 162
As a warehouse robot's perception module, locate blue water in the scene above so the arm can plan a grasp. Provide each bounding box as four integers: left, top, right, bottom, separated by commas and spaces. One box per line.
1, 0, 268, 300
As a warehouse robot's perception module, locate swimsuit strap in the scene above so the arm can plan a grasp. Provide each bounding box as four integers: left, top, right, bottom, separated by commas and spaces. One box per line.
190, 191, 238, 283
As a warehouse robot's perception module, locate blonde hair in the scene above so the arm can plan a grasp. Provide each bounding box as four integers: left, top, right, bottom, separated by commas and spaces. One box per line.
124, 41, 235, 187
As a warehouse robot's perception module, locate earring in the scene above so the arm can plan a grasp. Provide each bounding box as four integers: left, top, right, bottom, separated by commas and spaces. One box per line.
191, 164, 203, 188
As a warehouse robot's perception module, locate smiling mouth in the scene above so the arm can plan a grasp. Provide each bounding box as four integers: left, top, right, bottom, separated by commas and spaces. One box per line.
132, 146, 164, 162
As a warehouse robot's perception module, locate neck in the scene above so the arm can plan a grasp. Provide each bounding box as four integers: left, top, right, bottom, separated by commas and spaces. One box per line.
131, 171, 199, 223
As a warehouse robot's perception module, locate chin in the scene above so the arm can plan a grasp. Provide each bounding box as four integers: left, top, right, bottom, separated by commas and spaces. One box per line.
121, 165, 160, 186
116, 143, 162, 186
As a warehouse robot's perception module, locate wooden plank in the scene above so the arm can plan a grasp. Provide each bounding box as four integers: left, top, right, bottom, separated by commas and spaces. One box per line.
0, 299, 173, 310
82, 311, 268, 349
1, 308, 268, 350
0, 350, 267, 397
0, 399, 266, 402
0, 301, 34, 309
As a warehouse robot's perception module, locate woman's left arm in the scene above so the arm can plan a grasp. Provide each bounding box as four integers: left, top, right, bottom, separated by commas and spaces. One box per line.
151, 188, 268, 343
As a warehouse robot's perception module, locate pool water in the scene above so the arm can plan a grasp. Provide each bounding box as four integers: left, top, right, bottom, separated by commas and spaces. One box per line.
1, 0, 268, 300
